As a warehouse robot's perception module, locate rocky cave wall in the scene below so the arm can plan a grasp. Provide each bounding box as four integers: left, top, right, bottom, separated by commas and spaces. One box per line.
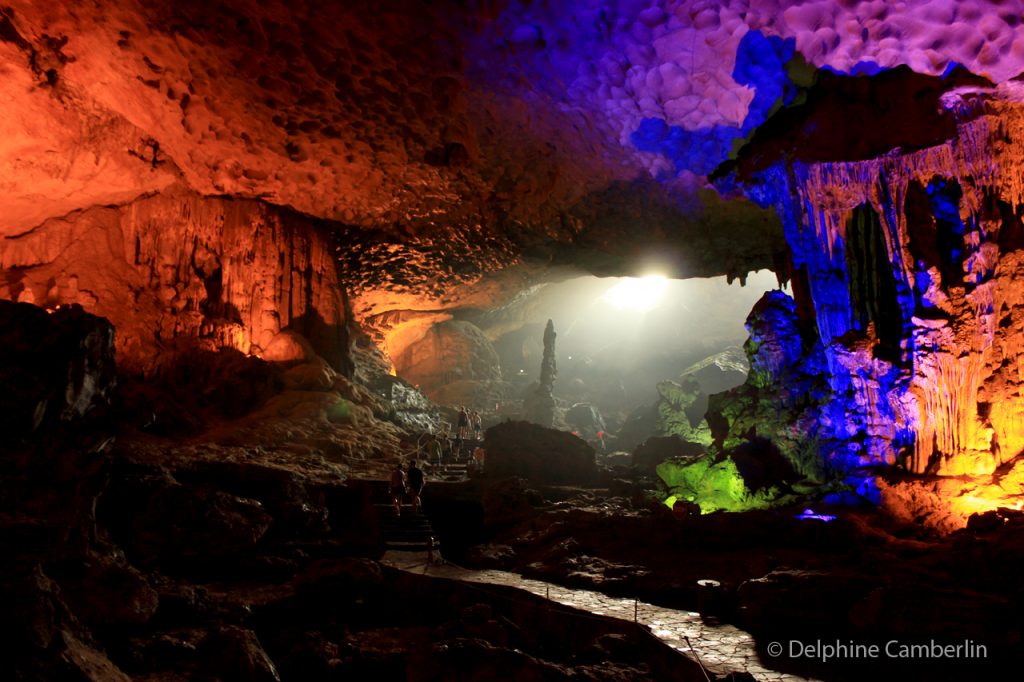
0, 187, 348, 377
730, 85, 1024, 478
7, 0, 1024, 470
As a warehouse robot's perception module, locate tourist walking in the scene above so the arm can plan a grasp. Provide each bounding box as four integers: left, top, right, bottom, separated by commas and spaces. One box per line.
389, 463, 406, 516
472, 445, 485, 474
407, 460, 425, 512
471, 410, 482, 440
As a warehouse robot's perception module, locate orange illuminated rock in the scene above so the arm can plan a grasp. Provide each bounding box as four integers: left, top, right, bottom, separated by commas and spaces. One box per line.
0, 187, 347, 376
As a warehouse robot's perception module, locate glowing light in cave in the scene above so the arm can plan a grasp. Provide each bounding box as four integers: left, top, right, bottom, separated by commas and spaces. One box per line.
602, 275, 668, 312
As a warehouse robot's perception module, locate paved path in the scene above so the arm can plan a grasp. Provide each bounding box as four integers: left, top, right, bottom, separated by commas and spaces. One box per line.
382, 550, 818, 682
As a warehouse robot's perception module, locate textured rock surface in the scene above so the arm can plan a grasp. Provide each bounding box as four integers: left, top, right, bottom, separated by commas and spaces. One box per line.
5, 1, 1024, 374
5, 0, 1022, 233
522, 320, 558, 428
731, 85, 1024, 484
0, 301, 116, 443
0, 188, 347, 376
395, 320, 501, 396
485, 421, 597, 485
706, 291, 832, 481
654, 378, 713, 445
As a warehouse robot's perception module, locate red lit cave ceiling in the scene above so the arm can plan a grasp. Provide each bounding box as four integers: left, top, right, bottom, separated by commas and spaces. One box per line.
7, 1, 1024, 371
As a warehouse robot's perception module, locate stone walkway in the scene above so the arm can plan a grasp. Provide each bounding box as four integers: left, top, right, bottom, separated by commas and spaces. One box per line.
382, 551, 819, 681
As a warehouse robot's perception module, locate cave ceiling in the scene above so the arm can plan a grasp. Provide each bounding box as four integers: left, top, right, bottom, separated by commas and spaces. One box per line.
4, 0, 1024, 320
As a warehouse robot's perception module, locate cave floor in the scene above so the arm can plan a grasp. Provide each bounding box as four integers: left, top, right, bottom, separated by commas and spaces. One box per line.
382, 550, 815, 681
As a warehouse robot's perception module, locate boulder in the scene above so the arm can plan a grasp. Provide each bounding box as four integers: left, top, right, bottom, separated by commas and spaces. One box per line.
199, 626, 281, 682
0, 565, 132, 682
565, 402, 606, 439
397, 320, 502, 394
281, 357, 337, 391
484, 421, 595, 484
633, 435, 705, 471
53, 552, 159, 627
0, 301, 116, 444
128, 484, 273, 564
261, 330, 317, 363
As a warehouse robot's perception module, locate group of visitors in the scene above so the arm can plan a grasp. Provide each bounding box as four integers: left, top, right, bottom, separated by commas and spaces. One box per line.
422, 434, 464, 465
389, 460, 425, 515
388, 408, 491, 510
456, 406, 482, 440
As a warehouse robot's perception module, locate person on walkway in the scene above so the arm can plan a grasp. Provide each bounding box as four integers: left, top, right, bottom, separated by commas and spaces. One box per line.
407, 460, 425, 513
471, 410, 482, 441
472, 445, 485, 475
389, 463, 406, 516
457, 406, 469, 439
426, 436, 443, 467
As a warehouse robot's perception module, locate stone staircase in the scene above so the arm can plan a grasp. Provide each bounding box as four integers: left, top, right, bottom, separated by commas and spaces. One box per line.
369, 476, 441, 554
421, 437, 482, 482
375, 502, 439, 553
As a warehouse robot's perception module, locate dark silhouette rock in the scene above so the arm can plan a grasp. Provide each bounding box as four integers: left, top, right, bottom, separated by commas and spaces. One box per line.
0, 301, 116, 445
522, 320, 557, 427
200, 626, 281, 682
484, 420, 595, 484
565, 402, 606, 439
633, 435, 706, 471
50, 552, 159, 627
0, 564, 132, 681
128, 484, 273, 566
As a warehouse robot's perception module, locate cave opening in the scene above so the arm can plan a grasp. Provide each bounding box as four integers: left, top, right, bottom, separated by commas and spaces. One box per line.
389, 270, 784, 451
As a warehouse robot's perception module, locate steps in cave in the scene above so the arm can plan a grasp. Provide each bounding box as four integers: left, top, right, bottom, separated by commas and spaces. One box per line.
422, 437, 481, 481
374, 503, 440, 553
432, 459, 468, 481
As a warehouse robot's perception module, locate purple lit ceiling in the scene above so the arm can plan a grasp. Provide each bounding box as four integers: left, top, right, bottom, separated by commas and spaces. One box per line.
2, 0, 1022, 238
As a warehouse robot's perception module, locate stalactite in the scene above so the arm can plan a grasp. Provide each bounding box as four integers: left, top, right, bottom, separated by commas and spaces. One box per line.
747, 93, 1024, 477
0, 189, 348, 376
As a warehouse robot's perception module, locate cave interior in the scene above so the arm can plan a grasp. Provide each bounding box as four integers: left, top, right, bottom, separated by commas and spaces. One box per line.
4, 1, 1024, 680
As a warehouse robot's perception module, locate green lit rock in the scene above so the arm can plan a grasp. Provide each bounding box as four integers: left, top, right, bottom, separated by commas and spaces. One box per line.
656, 443, 798, 514
705, 291, 834, 482
655, 378, 713, 446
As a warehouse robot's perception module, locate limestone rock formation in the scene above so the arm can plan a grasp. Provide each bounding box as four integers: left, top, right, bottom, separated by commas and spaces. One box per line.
522, 320, 557, 427
657, 449, 798, 515
0, 188, 348, 377
654, 378, 713, 446
395, 320, 501, 397
729, 80, 1024, 482
0, 301, 116, 445
633, 435, 706, 472
706, 290, 833, 482
484, 421, 596, 485
564, 402, 606, 441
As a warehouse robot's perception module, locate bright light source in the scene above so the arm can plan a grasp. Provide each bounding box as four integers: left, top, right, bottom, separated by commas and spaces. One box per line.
602, 275, 669, 312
